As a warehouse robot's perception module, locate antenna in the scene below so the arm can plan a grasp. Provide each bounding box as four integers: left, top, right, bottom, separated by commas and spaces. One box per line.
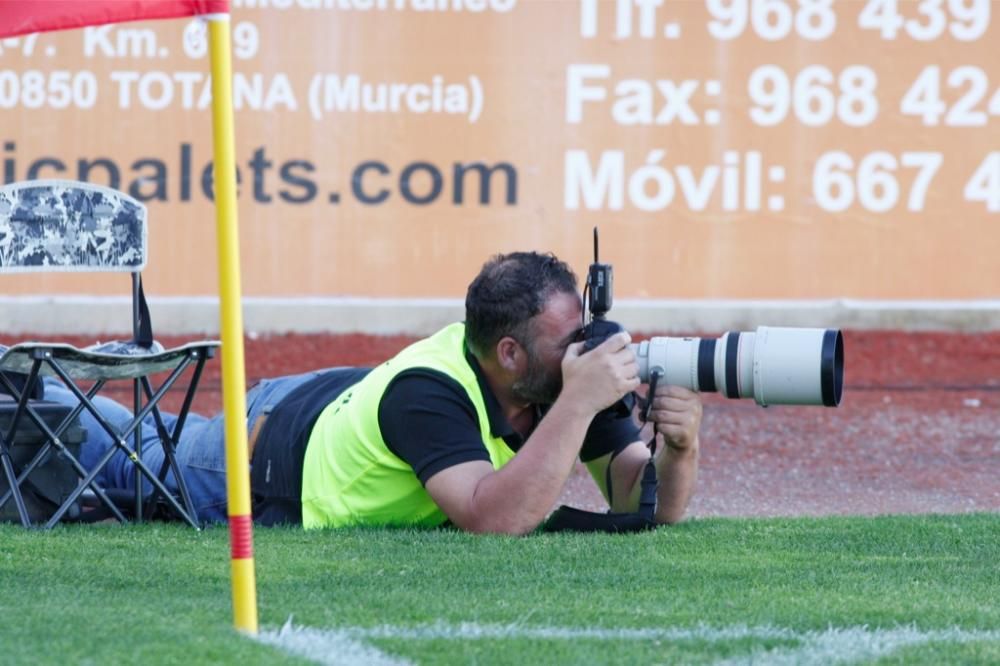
587, 226, 613, 319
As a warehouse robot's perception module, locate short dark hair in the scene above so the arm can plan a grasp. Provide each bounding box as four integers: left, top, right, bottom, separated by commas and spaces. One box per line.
465, 251, 579, 357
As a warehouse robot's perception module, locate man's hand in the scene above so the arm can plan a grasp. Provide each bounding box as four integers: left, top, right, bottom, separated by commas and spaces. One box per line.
643, 384, 702, 523
559, 332, 640, 416
645, 385, 702, 452
587, 383, 703, 520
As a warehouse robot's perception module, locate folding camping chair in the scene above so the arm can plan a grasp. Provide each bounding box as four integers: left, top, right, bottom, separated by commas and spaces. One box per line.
0, 179, 219, 528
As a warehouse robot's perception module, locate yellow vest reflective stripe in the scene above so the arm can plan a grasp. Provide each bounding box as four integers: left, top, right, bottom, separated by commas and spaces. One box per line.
300, 323, 516, 528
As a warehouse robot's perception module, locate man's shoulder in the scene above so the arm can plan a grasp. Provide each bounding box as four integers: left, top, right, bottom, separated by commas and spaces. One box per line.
382, 368, 477, 414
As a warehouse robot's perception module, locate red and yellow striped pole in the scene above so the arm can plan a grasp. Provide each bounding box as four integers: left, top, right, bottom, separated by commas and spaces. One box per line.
206, 12, 259, 634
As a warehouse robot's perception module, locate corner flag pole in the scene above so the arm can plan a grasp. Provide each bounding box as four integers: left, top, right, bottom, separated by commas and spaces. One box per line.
206, 12, 259, 635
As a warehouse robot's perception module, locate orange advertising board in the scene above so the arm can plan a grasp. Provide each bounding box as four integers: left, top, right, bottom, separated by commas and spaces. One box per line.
1, 0, 998, 300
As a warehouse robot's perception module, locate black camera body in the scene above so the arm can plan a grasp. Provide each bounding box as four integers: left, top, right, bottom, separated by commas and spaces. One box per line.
579, 230, 634, 417
579, 230, 626, 351
543, 228, 656, 533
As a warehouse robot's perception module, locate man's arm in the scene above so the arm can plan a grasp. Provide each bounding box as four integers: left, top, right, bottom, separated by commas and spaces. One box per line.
585, 385, 702, 523
425, 332, 639, 535
425, 398, 596, 535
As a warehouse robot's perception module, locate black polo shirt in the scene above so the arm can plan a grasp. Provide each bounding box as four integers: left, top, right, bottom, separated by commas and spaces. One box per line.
378, 350, 642, 484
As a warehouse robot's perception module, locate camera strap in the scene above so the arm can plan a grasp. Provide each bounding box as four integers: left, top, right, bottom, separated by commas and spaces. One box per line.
542, 370, 662, 533
636, 368, 662, 522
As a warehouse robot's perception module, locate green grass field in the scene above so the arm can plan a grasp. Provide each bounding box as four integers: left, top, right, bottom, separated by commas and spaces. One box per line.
1, 513, 998, 665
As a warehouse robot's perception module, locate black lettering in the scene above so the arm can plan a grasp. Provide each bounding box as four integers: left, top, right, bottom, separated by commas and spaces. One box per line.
4, 144, 341, 207
26, 157, 67, 180
201, 162, 243, 202
278, 160, 317, 204
351, 161, 390, 205
201, 162, 214, 201
399, 161, 442, 205
129, 158, 168, 202
77, 158, 120, 189
453, 162, 517, 205
3, 141, 15, 185
180, 142, 192, 201
249, 147, 273, 203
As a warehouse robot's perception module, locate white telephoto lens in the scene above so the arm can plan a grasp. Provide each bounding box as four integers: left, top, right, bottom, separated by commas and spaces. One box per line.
631, 327, 843, 407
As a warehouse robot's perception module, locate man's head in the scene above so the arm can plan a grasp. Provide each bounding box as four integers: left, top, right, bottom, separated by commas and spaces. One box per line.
465, 252, 581, 404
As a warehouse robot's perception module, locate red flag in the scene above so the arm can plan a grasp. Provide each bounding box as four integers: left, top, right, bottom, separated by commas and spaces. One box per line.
0, 0, 229, 39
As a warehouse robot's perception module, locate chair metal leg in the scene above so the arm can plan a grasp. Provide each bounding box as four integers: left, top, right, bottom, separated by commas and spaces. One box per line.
166, 351, 209, 521
0, 442, 31, 527
142, 351, 208, 524
11, 404, 129, 524
0, 370, 128, 525
0, 359, 44, 527
43, 440, 124, 529
142, 377, 198, 523
133, 377, 142, 522
45, 359, 202, 530
4, 437, 128, 524
42, 407, 201, 530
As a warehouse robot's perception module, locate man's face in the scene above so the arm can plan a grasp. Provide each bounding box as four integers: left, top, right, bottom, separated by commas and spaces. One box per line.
510, 291, 583, 404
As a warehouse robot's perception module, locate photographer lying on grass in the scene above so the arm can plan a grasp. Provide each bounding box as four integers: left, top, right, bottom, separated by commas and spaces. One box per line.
44, 252, 702, 534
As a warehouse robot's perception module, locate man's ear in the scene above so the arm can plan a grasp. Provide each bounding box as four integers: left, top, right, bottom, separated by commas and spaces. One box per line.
495, 336, 522, 373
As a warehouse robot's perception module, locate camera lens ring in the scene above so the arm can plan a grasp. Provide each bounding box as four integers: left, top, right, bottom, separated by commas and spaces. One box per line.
697, 338, 716, 392
820, 329, 844, 407
724, 331, 741, 399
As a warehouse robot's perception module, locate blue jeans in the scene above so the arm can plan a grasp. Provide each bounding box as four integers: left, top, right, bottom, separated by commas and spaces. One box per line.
41, 370, 327, 524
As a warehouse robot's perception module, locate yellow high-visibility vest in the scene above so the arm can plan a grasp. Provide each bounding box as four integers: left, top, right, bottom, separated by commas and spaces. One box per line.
301, 323, 516, 528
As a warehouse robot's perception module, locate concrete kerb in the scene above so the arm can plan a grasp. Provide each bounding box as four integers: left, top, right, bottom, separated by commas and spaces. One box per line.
2, 296, 1000, 336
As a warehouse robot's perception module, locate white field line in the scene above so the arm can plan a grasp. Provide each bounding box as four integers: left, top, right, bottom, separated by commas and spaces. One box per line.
256, 621, 1000, 666
256, 619, 412, 666
713, 625, 1000, 666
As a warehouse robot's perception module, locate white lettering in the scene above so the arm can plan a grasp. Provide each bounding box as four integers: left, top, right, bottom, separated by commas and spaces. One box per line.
568, 65, 705, 126
580, 0, 598, 37
84, 26, 157, 58
612, 80, 653, 125
628, 150, 675, 211
405, 83, 430, 112
109, 71, 298, 111
174, 71, 202, 108
138, 71, 173, 110
322, 74, 359, 111
722, 151, 740, 211
109, 70, 140, 107
83, 26, 115, 58
655, 79, 698, 124
675, 166, 719, 211
443, 84, 468, 113
565, 150, 624, 210
317, 73, 468, 116
232, 0, 515, 10
566, 64, 610, 123
564, 150, 770, 212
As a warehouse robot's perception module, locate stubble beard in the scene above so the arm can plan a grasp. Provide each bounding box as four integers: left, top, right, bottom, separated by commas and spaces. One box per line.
510, 344, 562, 405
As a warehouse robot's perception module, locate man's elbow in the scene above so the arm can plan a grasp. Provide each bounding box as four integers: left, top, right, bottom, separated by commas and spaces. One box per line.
451, 497, 541, 535
473, 524, 537, 537
448, 481, 544, 535
458, 512, 539, 536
